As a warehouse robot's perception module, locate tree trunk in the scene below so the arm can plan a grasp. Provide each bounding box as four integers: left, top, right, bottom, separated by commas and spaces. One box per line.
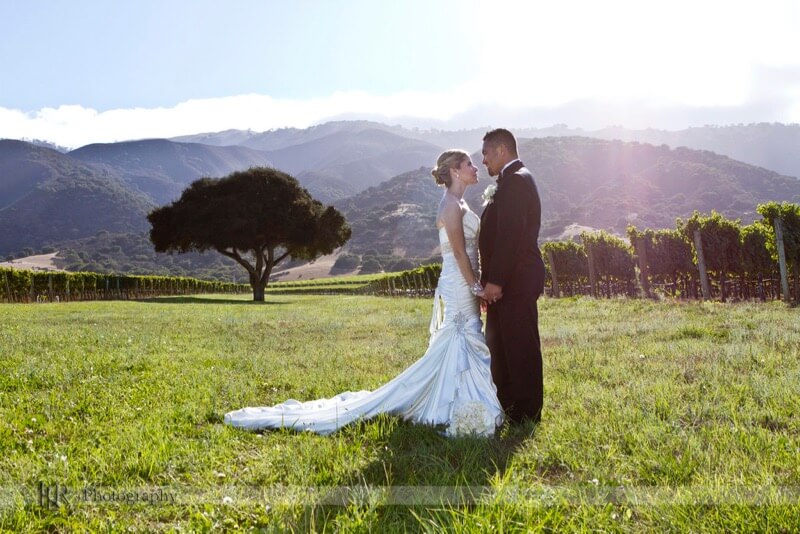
252, 280, 266, 301
249, 268, 268, 302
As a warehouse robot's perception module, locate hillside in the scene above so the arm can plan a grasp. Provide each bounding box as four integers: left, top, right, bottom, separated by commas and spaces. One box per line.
527, 136, 800, 234
69, 139, 275, 205
172, 120, 410, 151
581, 123, 800, 180
262, 128, 443, 194
336, 137, 800, 258
336, 167, 443, 257
0, 140, 154, 256
51, 231, 245, 281
73, 130, 443, 204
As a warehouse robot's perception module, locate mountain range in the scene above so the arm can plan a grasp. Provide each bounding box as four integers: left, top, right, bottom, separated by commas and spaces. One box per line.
2, 121, 800, 278
174, 121, 800, 182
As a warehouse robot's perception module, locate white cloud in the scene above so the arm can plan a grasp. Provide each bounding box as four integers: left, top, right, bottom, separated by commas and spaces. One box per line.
2, 75, 800, 148
0, 89, 486, 148
3, 31, 800, 148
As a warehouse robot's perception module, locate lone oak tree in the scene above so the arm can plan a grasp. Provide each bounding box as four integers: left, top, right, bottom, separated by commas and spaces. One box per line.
148, 167, 351, 301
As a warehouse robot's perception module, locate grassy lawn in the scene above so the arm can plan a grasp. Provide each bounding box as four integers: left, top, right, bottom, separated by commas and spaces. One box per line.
1, 295, 798, 531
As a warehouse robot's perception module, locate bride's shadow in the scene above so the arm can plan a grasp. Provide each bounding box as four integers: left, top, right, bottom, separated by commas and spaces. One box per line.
339, 416, 539, 489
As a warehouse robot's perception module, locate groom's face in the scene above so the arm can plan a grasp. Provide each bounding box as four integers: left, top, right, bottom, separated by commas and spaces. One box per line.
481, 142, 503, 177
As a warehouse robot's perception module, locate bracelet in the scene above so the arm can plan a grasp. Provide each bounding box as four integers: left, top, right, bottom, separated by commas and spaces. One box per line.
469, 282, 483, 296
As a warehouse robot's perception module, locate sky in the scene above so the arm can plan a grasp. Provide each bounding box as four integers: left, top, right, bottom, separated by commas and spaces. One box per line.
1, 0, 799, 147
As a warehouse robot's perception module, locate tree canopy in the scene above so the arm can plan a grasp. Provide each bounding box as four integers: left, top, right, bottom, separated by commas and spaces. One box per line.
148, 167, 351, 300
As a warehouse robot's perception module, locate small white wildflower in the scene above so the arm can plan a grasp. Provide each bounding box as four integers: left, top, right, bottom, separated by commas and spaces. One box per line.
590, 478, 599, 485
222, 496, 233, 505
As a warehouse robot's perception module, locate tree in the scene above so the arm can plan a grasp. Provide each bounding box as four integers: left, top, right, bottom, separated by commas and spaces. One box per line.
359, 258, 383, 274
331, 253, 361, 272
148, 167, 351, 301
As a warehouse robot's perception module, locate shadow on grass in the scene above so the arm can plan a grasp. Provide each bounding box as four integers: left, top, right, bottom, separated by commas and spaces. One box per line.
137, 296, 292, 305
343, 415, 539, 487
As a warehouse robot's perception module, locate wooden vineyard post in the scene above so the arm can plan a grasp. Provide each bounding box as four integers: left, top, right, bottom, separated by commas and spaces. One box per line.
3, 270, 11, 303
635, 237, 651, 299
693, 230, 711, 300
547, 250, 560, 298
774, 218, 791, 303
585, 241, 597, 297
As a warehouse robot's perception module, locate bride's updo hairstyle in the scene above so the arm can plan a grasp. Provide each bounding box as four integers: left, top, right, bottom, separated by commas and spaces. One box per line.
431, 150, 469, 187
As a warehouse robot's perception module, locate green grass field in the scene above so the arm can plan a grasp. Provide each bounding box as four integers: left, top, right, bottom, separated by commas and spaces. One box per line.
1, 295, 798, 531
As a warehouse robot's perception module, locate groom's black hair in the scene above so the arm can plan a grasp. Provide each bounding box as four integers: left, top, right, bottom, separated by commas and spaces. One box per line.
483, 128, 518, 156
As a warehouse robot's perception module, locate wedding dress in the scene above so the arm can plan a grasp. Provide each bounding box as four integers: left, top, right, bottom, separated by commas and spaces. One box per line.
224, 206, 504, 436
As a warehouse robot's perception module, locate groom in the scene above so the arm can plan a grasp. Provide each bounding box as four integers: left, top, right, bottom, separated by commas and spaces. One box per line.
478, 128, 545, 425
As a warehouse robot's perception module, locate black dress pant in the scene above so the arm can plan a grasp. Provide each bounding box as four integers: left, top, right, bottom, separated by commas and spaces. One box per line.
486, 293, 543, 423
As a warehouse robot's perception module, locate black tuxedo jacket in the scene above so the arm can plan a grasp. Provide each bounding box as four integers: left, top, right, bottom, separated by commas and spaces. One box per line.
478, 160, 545, 297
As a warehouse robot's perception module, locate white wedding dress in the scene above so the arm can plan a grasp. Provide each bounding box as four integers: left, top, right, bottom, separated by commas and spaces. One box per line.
224, 206, 504, 436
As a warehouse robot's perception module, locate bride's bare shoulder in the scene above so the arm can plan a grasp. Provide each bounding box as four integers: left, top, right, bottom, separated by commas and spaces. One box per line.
436, 195, 461, 227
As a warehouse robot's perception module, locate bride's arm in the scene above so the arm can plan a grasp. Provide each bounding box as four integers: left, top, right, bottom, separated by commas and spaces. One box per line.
440, 200, 482, 292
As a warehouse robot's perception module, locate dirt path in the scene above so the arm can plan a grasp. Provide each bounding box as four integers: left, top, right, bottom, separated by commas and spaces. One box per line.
0, 252, 64, 272
269, 252, 359, 282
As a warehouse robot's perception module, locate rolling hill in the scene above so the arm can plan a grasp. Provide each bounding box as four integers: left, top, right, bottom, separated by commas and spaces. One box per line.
337, 137, 800, 258
173, 120, 409, 151
0, 140, 154, 256
261, 128, 443, 195
69, 139, 275, 205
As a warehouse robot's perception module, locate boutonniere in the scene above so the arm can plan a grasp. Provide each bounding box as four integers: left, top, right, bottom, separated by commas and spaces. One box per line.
482, 184, 497, 207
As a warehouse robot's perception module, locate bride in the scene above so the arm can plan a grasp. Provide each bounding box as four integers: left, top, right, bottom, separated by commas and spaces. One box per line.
224, 150, 504, 436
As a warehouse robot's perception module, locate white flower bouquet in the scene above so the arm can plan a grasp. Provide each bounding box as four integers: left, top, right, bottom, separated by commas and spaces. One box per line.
481, 184, 497, 207
448, 400, 495, 437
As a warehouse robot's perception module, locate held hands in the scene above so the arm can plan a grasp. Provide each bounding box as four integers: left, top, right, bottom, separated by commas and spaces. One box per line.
471, 281, 503, 308
481, 282, 503, 305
